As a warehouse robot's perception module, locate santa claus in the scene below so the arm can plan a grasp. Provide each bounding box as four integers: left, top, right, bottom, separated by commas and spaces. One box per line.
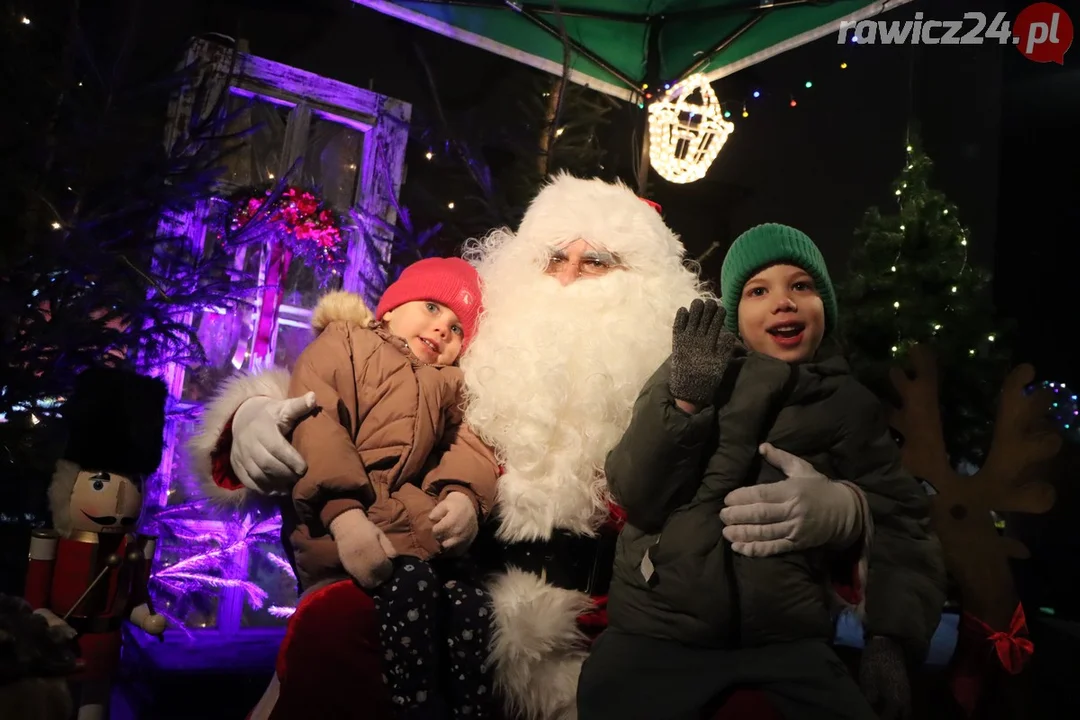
191, 174, 844, 719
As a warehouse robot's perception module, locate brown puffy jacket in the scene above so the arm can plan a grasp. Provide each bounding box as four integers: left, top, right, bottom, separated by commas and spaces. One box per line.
286, 291, 499, 589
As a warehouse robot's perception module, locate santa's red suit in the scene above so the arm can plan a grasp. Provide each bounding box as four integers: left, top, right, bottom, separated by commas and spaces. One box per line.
193, 175, 798, 719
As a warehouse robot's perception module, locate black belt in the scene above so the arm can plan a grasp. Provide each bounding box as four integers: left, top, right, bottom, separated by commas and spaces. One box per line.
502, 527, 617, 595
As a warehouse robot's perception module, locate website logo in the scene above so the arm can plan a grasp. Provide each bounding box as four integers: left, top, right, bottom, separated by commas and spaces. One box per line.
837, 4, 1073, 64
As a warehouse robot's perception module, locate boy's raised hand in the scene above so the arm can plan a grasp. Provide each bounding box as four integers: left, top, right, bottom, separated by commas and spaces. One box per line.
430, 492, 479, 556
330, 509, 397, 588
669, 299, 739, 408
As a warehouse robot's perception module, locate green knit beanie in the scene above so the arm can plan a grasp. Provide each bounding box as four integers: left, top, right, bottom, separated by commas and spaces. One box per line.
720, 223, 838, 335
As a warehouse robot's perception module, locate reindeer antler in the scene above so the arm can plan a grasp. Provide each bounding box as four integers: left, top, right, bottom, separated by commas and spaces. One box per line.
887, 344, 957, 491
887, 344, 1064, 633
974, 364, 1062, 515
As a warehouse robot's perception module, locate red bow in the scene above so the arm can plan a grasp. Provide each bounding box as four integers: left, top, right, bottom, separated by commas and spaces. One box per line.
962, 604, 1034, 674
640, 198, 663, 214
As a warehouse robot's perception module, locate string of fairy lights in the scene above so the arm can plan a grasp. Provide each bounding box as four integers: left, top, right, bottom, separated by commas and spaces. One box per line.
424, 39, 870, 193
1043, 382, 1079, 434
638, 35, 864, 117
642, 76, 831, 118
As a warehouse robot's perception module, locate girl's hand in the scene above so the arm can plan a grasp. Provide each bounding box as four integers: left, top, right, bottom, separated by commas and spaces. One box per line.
430, 492, 479, 555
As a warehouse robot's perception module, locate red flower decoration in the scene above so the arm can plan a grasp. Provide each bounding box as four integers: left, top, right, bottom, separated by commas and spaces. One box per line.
225, 185, 348, 286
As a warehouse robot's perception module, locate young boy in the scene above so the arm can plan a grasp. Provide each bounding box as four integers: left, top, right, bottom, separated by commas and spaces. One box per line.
288, 257, 500, 719
577, 224, 946, 720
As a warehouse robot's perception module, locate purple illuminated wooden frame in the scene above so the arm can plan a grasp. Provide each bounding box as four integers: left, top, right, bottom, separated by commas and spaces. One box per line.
134, 39, 411, 671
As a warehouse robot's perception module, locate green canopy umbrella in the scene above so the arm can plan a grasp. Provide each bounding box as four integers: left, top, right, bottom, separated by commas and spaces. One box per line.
352, 0, 911, 101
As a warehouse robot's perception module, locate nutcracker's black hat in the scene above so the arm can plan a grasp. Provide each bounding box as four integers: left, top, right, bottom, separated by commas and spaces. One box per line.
61, 366, 168, 477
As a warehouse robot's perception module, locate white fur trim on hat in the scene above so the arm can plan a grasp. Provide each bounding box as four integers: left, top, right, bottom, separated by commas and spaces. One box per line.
515, 173, 687, 270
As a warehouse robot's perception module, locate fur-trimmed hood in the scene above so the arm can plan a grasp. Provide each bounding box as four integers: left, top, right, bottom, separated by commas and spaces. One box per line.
310, 291, 375, 334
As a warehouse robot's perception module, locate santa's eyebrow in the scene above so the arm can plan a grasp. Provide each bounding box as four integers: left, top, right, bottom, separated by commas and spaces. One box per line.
585, 251, 620, 266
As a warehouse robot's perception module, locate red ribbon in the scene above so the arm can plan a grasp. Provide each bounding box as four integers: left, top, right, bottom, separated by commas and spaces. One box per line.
251, 240, 292, 368
961, 603, 1034, 674
606, 501, 627, 531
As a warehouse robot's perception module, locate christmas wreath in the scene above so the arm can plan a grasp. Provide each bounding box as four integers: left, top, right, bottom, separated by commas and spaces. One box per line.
224, 185, 348, 284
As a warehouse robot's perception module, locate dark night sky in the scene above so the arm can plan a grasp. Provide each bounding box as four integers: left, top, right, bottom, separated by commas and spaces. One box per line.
137, 0, 1073, 382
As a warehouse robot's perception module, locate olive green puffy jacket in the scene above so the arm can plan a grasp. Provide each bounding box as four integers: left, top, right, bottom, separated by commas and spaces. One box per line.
605, 347, 946, 662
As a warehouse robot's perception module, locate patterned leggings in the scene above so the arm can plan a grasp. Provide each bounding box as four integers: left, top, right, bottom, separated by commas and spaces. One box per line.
371, 555, 494, 719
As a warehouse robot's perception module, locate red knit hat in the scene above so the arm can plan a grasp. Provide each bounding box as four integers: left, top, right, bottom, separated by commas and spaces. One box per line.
375, 257, 482, 350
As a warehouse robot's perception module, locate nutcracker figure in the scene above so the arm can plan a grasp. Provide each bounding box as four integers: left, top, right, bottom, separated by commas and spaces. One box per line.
24, 366, 169, 720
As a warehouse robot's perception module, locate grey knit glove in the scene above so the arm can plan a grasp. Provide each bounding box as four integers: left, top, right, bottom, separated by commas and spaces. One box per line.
669, 299, 739, 407
859, 636, 912, 720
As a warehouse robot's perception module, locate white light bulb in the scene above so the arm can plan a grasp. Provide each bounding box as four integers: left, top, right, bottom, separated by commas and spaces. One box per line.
933, 324, 941, 331
951, 286, 957, 293
899, 224, 905, 230
50, 222, 61, 230
891, 346, 898, 353
447, 202, 455, 210
988, 334, 995, 342
20, 16, 30, 25
890, 265, 896, 272
893, 301, 900, 309
425, 151, 433, 160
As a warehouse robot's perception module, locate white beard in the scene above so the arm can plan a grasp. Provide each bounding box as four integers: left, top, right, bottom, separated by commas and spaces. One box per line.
461, 237, 703, 542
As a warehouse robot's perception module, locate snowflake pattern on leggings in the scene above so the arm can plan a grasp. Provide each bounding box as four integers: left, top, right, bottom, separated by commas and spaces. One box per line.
373, 557, 494, 718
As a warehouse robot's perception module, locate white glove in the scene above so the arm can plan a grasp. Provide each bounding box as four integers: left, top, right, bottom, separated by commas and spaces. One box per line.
331, 509, 397, 588
130, 603, 167, 635
429, 491, 479, 555
230, 392, 316, 495
718, 443, 863, 557
33, 608, 77, 641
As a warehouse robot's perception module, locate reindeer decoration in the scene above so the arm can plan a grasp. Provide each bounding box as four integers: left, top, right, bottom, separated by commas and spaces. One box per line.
887, 344, 1062, 716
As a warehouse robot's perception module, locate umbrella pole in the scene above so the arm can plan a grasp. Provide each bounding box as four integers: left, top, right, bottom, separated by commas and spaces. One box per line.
636, 15, 663, 197
636, 125, 651, 196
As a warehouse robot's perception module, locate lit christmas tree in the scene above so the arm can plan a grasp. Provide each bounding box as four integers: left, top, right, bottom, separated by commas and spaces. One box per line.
838, 133, 1013, 466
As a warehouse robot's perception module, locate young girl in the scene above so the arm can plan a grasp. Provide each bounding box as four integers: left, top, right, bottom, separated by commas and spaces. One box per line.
288, 257, 499, 719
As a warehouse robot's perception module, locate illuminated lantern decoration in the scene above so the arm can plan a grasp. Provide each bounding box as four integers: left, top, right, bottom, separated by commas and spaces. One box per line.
648, 73, 734, 184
